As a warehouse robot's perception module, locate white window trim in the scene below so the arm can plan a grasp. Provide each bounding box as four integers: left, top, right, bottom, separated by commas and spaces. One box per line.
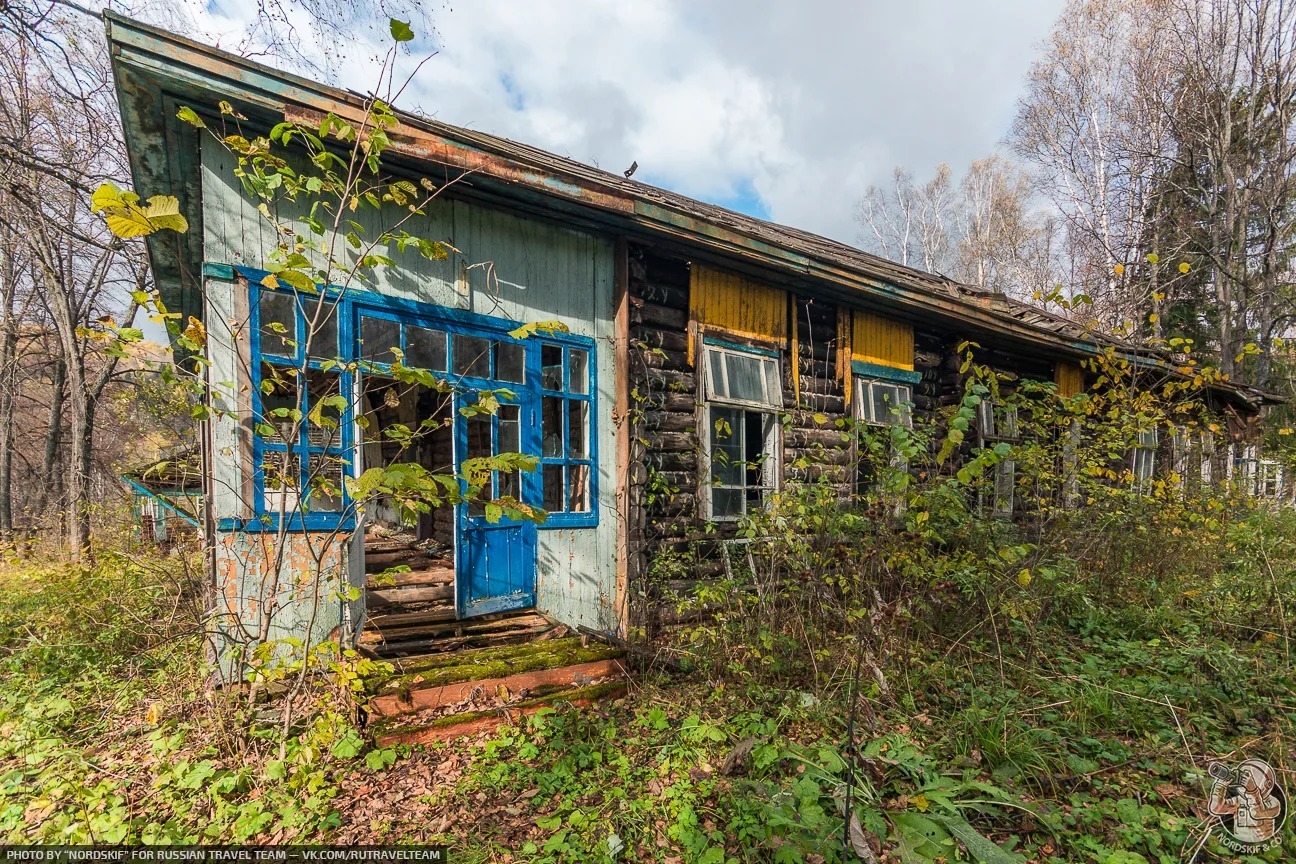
1131, 428, 1158, 491
700, 344, 783, 522
976, 399, 1018, 517
702, 404, 780, 522
853, 376, 913, 428
702, 343, 783, 410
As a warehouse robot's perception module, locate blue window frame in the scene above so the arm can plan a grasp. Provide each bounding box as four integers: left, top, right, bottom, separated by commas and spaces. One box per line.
222, 264, 598, 533
250, 285, 354, 531
537, 341, 597, 527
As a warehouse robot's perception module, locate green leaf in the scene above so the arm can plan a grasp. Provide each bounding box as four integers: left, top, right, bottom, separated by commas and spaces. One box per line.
389, 18, 415, 41
508, 320, 571, 340
176, 106, 206, 128
926, 813, 1023, 864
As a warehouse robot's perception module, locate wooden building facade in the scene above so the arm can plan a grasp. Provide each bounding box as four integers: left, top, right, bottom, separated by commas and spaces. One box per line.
107, 14, 1284, 672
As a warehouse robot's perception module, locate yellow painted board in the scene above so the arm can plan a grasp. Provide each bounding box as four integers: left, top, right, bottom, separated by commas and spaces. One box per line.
1055, 361, 1084, 398
689, 265, 788, 363
851, 309, 914, 370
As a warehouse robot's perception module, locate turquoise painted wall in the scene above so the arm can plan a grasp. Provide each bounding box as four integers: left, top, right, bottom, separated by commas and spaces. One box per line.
200, 137, 620, 661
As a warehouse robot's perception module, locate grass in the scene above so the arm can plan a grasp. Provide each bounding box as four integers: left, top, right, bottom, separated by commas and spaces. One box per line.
0, 540, 1293, 861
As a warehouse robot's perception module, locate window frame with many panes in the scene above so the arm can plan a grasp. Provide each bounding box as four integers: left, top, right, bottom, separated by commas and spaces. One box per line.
701, 342, 783, 522
538, 340, 597, 526
253, 286, 352, 529
247, 279, 599, 531
852, 375, 913, 496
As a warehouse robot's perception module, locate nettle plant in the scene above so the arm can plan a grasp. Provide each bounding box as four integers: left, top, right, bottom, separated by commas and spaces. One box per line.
96, 20, 552, 692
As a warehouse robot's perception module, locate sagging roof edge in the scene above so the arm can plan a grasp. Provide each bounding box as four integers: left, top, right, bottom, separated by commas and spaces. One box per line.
103, 11, 1284, 410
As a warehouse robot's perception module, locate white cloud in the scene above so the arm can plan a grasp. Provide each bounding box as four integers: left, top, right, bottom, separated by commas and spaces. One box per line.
174, 0, 1064, 247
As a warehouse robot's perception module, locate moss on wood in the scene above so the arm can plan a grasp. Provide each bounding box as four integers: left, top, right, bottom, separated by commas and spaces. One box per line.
366, 636, 623, 695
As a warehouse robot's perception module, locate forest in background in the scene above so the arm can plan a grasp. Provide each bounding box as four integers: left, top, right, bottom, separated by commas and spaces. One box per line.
0, 1, 1295, 861
2, 0, 1296, 552
856, 0, 1296, 394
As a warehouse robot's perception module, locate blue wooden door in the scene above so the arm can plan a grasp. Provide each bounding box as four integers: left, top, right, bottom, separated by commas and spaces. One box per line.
456, 392, 537, 617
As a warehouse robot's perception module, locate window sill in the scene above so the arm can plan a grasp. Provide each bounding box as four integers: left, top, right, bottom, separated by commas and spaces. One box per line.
217, 514, 356, 533
538, 511, 599, 530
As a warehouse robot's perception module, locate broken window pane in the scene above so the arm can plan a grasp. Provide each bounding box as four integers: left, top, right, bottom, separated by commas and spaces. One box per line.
259, 362, 299, 445
541, 344, 563, 390
305, 452, 345, 511
568, 348, 589, 394
567, 401, 588, 458
567, 463, 590, 512
542, 396, 564, 457
305, 369, 343, 449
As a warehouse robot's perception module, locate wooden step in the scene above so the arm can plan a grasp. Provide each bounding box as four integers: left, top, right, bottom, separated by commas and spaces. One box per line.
363, 539, 419, 555
367, 584, 454, 606
365, 551, 448, 572
370, 656, 625, 718
364, 605, 458, 630
372, 680, 627, 746
365, 565, 454, 590
360, 612, 551, 656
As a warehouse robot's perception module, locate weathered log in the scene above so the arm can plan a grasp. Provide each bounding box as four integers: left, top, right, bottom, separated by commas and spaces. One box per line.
650, 431, 698, 453
642, 411, 696, 433
631, 327, 689, 354
632, 302, 687, 331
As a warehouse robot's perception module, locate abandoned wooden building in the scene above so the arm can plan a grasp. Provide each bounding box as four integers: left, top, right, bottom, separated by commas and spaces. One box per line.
108, 14, 1284, 722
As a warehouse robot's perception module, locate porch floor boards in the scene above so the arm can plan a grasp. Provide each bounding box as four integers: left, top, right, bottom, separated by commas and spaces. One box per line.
360, 530, 556, 659
361, 530, 459, 656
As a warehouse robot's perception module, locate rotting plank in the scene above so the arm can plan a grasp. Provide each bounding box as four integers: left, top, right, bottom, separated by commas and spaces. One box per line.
372, 681, 628, 747
369, 658, 626, 718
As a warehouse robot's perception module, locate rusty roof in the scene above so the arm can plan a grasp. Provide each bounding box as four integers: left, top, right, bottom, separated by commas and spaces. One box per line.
104, 11, 1283, 408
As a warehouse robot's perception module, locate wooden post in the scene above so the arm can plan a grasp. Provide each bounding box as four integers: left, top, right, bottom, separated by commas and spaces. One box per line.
612, 238, 631, 639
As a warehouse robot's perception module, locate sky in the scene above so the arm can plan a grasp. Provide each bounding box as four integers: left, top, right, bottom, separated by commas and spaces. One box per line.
175, 0, 1065, 248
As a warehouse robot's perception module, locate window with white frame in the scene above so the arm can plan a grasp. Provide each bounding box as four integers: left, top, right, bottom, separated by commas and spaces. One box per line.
1258, 460, 1284, 498
855, 378, 912, 428
702, 344, 781, 520
1131, 428, 1158, 491
977, 399, 1019, 517
854, 376, 912, 495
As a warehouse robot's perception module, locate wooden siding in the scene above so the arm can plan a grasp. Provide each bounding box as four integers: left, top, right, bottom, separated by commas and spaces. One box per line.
1055, 361, 1084, 398
688, 265, 788, 363
852, 310, 915, 370
201, 137, 619, 634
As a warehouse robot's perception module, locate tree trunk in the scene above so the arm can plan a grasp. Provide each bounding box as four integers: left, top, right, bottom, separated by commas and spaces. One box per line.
36, 357, 66, 517
0, 251, 15, 540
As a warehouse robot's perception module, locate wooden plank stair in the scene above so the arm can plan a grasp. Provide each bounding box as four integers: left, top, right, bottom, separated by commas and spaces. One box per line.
366, 636, 627, 746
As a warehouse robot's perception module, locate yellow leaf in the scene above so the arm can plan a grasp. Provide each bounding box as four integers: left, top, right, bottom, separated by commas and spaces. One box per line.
1179, 261, 1191, 274
261, 274, 280, 289
1113, 263, 1125, 275
104, 209, 157, 239
912, 793, 930, 812
1148, 313, 1159, 323
1146, 253, 1159, 264
183, 316, 206, 347
1017, 569, 1032, 587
